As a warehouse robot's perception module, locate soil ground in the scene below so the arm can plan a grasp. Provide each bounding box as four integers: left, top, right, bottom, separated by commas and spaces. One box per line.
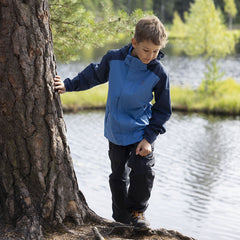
45, 222, 197, 240
0, 219, 196, 240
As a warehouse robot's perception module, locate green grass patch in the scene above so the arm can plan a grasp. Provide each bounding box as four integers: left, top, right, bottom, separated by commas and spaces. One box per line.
60, 78, 240, 115
171, 78, 240, 114
60, 83, 108, 110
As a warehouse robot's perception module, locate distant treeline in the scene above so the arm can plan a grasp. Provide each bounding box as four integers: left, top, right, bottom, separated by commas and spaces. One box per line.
81, 0, 240, 25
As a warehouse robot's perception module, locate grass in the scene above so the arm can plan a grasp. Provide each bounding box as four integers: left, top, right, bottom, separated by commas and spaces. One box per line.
60, 78, 240, 115
171, 78, 240, 115
60, 83, 108, 111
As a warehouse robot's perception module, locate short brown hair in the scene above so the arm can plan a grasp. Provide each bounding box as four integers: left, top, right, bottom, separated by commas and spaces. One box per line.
134, 16, 168, 48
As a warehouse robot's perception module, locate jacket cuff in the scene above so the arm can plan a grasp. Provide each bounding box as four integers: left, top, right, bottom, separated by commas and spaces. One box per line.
63, 78, 71, 92
144, 125, 166, 144
143, 131, 157, 144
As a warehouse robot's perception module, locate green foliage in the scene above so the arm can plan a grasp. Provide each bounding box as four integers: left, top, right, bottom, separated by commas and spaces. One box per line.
169, 11, 188, 55
170, 0, 239, 57
171, 11, 187, 38
223, 0, 237, 29
49, 0, 149, 62
183, 0, 236, 58
171, 78, 240, 114
170, 0, 239, 97
223, 0, 237, 18
81, 0, 113, 13
49, 0, 240, 62
170, 86, 195, 109
50, 0, 96, 62
199, 58, 224, 96
111, 0, 153, 13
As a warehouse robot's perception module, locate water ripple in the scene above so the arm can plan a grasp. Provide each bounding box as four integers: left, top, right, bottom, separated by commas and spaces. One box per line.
64, 112, 240, 240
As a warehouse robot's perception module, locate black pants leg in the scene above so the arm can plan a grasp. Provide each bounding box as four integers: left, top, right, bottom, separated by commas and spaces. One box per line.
108, 142, 131, 223
108, 141, 155, 223
127, 145, 155, 212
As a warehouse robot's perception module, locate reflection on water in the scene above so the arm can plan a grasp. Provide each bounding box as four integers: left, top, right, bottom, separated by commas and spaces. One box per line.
64, 111, 240, 240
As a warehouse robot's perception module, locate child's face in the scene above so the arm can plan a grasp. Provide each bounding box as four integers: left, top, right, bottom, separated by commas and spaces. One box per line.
131, 38, 161, 64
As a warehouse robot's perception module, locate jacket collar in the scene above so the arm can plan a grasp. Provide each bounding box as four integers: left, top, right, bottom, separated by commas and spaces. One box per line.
121, 44, 164, 68
124, 54, 147, 71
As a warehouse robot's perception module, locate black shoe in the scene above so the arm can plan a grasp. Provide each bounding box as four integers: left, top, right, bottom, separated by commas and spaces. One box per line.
115, 218, 130, 224
113, 214, 131, 224
130, 211, 150, 230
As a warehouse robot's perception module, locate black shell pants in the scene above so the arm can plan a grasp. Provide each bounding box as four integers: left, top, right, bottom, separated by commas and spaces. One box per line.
108, 141, 155, 224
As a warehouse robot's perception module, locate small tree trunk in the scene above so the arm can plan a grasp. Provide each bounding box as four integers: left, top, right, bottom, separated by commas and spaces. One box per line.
127, 0, 132, 14
228, 13, 233, 30
0, 0, 97, 239
160, 0, 165, 22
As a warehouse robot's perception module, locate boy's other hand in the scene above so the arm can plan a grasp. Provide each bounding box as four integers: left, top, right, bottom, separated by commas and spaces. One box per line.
54, 76, 66, 94
136, 139, 152, 157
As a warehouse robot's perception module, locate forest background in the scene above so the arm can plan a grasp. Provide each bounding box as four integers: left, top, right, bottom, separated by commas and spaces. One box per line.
49, 0, 240, 115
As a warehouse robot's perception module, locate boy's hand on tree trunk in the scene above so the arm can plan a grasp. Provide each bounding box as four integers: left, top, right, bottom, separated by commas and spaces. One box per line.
54, 76, 66, 94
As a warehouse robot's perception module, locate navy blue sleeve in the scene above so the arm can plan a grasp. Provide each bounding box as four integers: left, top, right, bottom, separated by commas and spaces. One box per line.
144, 72, 172, 144
64, 52, 110, 91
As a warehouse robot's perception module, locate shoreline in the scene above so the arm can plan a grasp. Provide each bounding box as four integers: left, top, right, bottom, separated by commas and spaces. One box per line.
60, 78, 240, 117
62, 105, 240, 117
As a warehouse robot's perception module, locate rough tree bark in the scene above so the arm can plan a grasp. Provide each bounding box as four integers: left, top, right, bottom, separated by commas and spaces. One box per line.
0, 0, 98, 239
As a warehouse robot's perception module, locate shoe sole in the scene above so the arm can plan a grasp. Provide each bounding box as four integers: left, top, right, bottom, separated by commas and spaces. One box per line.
133, 226, 151, 231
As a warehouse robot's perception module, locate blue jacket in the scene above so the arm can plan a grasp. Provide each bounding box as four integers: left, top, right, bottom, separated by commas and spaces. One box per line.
64, 44, 172, 146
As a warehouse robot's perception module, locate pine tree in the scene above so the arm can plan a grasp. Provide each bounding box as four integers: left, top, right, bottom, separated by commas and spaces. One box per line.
49, 0, 147, 62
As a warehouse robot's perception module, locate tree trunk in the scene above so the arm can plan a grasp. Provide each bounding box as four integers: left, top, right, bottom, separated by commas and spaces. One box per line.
0, 0, 97, 239
229, 13, 233, 30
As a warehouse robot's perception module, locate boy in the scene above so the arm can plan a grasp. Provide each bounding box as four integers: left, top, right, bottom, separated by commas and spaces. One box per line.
54, 16, 171, 230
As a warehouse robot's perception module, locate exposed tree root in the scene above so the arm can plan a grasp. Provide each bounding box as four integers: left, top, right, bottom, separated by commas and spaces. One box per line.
43, 219, 197, 240
92, 227, 105, 240
15, 215, 42, 240
0, 218, 198, 240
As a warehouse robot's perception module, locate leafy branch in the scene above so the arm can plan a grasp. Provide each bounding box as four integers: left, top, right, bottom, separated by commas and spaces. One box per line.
49, 0, 149, 62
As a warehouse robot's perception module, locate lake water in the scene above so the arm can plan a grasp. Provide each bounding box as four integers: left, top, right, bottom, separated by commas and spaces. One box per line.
64, 111, 240, 240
